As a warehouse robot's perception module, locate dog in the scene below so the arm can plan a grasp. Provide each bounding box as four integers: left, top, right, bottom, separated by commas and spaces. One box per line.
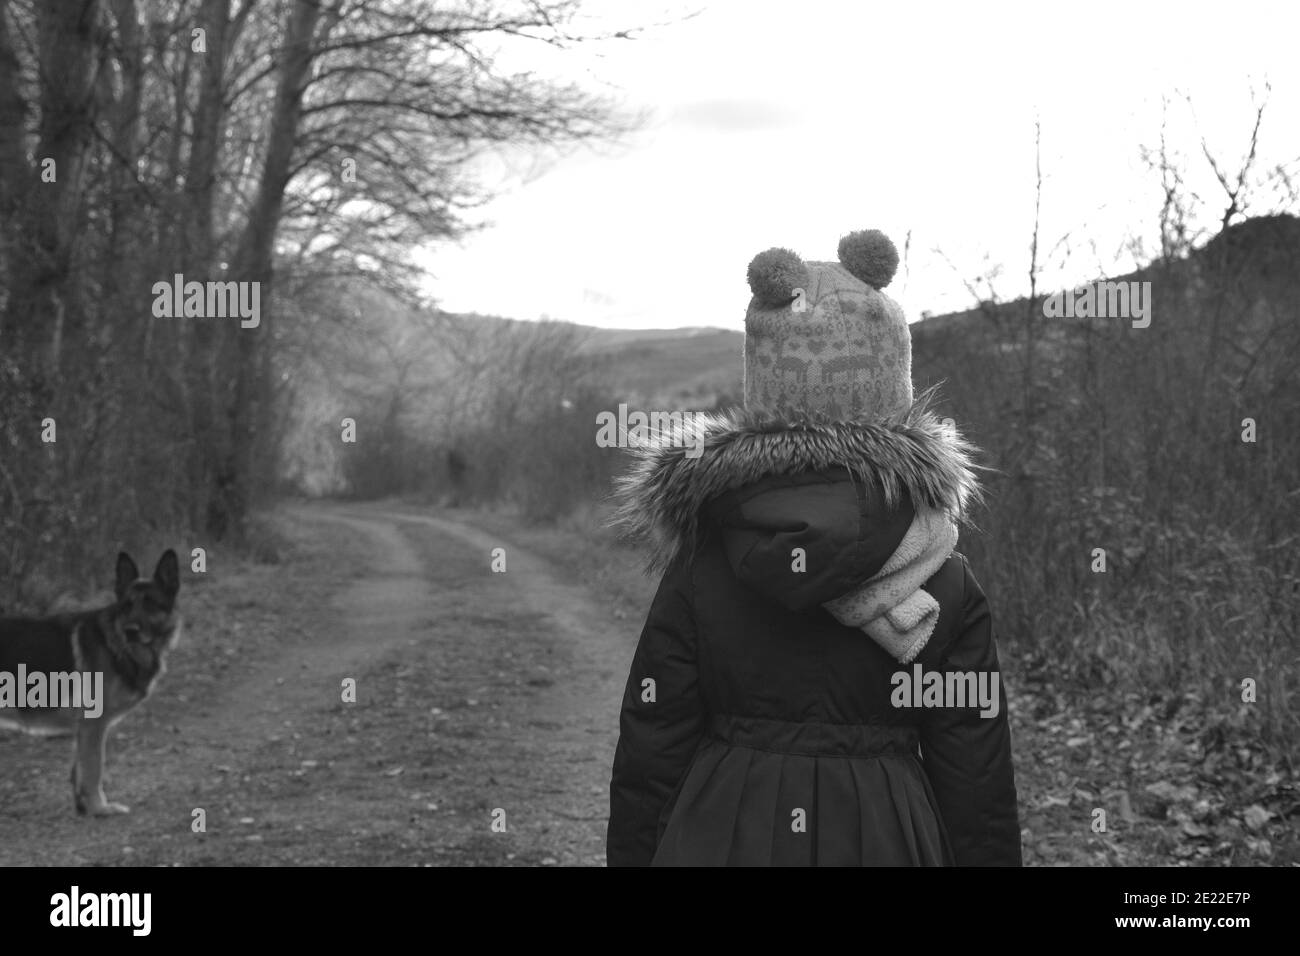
0, 550, 181, 815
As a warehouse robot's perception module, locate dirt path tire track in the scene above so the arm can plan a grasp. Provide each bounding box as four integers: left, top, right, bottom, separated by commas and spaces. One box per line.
342, 504, 634, 864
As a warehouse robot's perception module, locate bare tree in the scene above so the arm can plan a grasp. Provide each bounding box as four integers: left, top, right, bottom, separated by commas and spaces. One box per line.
0, 0, 641, 596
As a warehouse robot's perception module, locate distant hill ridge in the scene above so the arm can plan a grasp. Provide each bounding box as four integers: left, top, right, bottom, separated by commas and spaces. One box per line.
445, 213, 1299, 410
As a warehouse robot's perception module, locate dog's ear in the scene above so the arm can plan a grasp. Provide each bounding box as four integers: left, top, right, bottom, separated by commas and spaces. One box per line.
153, 549, 180, 601
115, 552, 139, 600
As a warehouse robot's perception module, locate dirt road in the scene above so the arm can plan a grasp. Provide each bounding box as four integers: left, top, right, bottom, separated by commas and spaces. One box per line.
0, 502, 636, 866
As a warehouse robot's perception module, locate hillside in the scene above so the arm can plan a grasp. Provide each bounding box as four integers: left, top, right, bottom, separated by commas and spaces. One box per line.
575, 214, 1300, 414
582, 327, 743, 408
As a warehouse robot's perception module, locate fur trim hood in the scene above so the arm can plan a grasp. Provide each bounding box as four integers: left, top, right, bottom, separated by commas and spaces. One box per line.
611, 389, 984, 578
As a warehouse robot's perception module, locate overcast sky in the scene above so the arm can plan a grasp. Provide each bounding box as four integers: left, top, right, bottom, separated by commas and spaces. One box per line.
416, 0, 1300, 330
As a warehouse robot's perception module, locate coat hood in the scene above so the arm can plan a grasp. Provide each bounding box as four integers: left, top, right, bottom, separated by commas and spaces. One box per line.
610, 389, 984, 609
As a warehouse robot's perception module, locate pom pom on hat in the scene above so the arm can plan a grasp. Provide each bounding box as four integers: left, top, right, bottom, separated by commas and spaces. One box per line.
837, 229, 899, 289
747, 247, 808, 306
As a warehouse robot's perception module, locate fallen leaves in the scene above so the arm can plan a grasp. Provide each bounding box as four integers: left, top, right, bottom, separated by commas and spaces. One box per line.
1012, 679, 1299, 866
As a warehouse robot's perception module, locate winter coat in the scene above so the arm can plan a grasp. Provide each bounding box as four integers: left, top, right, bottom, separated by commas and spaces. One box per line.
606, 397, 1022, 866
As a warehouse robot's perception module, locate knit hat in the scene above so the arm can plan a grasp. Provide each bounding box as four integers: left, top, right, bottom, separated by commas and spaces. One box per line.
743, 229, 913, 420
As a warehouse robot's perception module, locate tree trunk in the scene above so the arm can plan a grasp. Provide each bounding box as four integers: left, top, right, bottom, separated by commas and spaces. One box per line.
220, 0, 328, 539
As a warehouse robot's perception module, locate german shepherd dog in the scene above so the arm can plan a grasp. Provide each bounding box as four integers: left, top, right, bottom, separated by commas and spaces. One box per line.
0, 550, 180, 815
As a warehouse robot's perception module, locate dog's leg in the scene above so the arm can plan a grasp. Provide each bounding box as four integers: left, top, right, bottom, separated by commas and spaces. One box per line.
71, 763, 85, 815
72, 718, 129, 816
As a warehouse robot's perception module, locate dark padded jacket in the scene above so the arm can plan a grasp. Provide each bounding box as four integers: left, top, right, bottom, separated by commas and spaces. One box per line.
606, 398, 1022, 866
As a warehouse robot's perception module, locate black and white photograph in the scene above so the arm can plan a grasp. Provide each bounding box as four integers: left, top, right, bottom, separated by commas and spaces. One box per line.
0, 0, 1295, 928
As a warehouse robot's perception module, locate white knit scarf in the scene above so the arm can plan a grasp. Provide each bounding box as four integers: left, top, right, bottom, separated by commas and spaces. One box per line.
821, 507, 958, 663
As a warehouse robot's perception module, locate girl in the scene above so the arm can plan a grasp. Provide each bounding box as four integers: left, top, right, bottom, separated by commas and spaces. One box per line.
606, 230, 1021, 866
